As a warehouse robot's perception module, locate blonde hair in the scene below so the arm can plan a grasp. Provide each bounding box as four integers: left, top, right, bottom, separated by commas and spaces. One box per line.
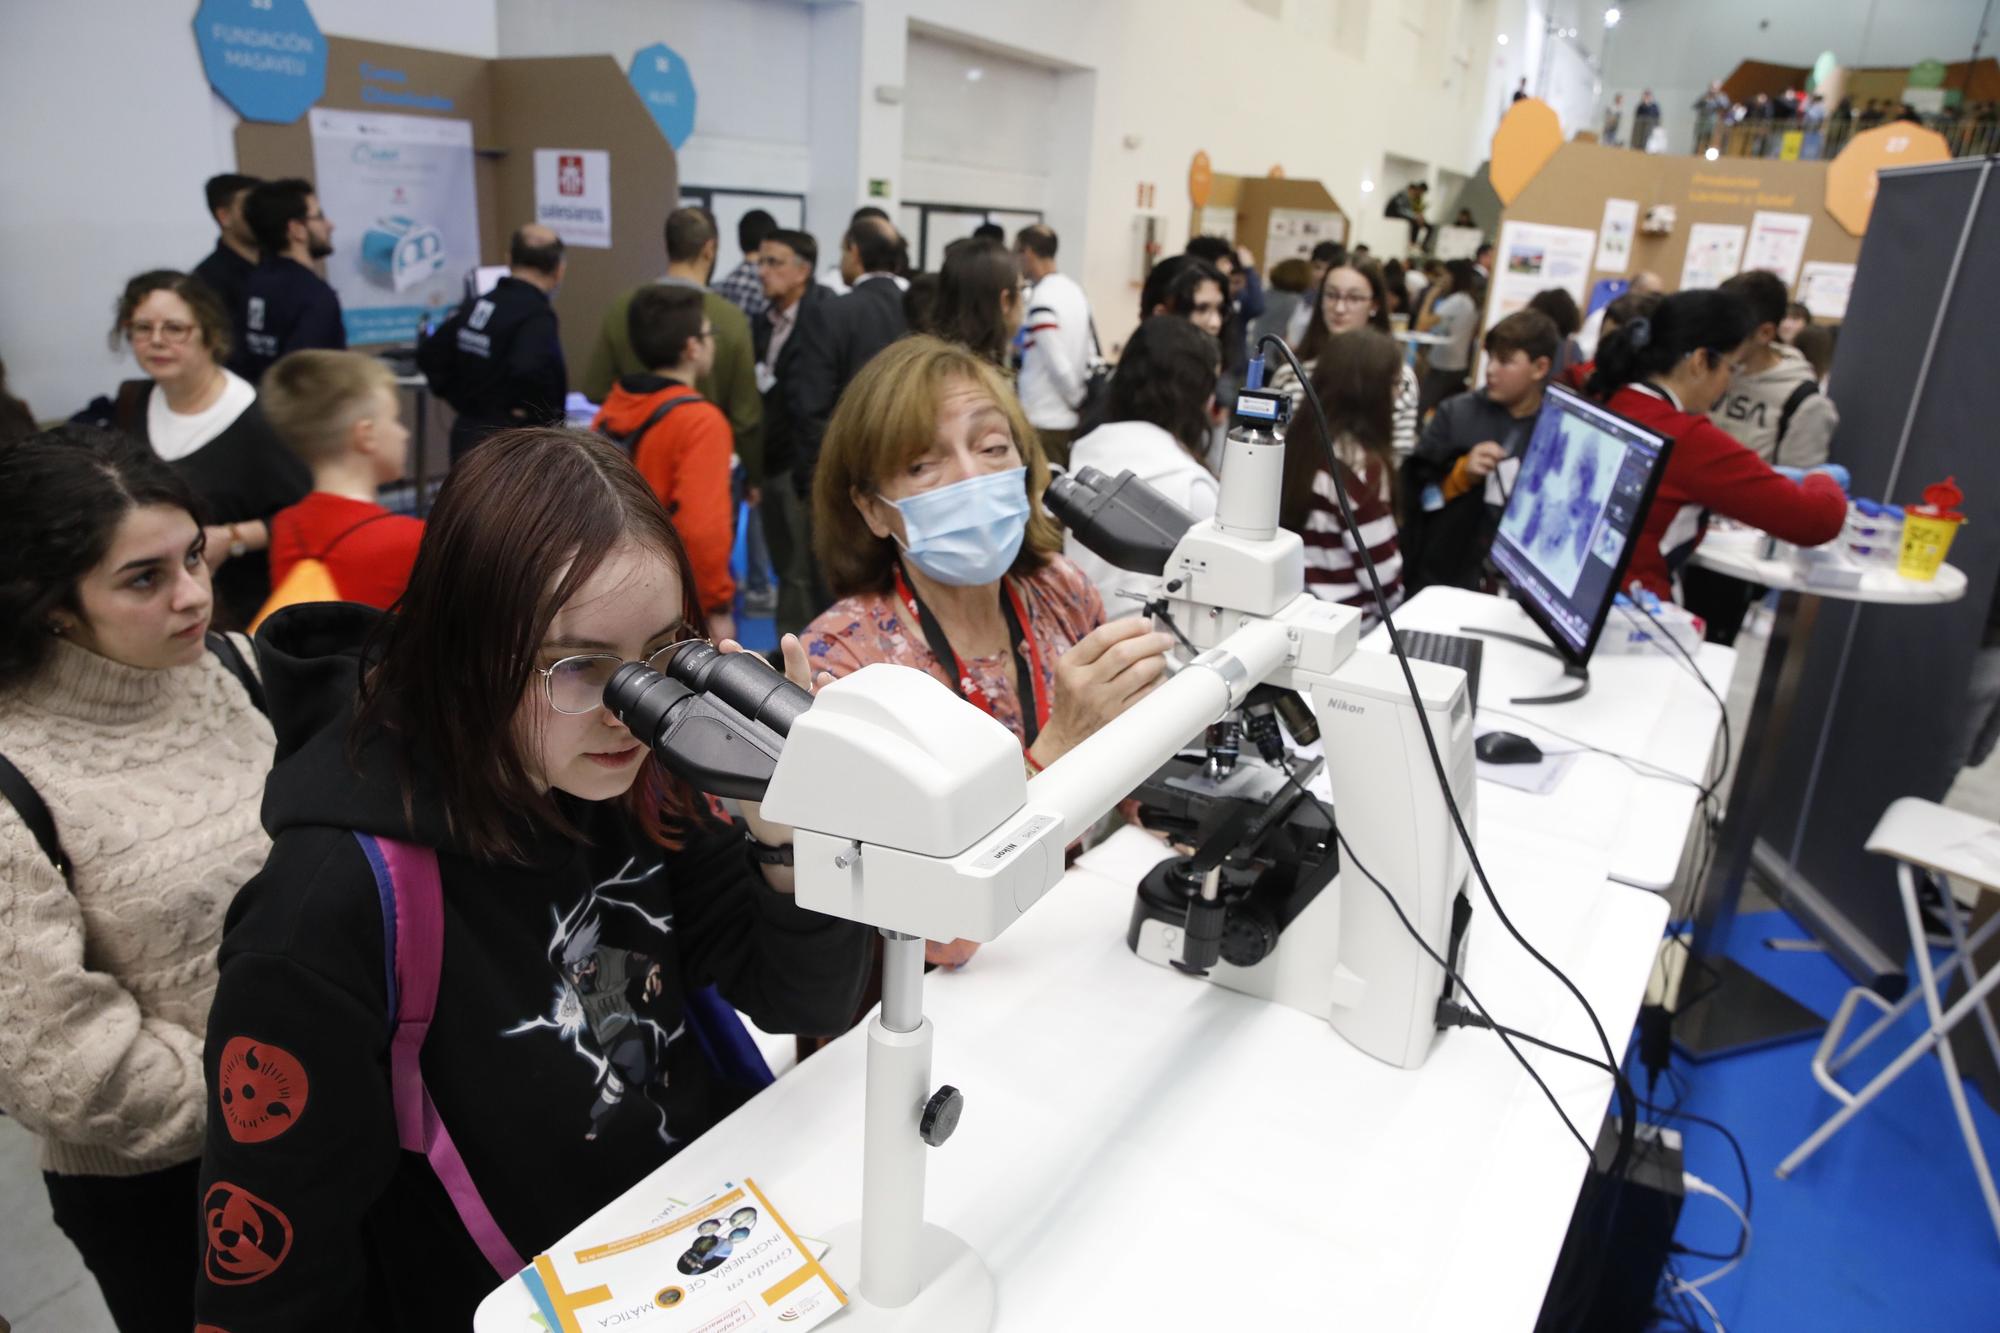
811, 335, 1060, 598
259, 349, 397, 465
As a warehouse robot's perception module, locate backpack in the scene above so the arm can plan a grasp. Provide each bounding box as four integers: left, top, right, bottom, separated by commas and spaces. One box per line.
597, 391, 711, 455
250, 512, 394, 634
352, 833, 776, 1278
0, 633, 263, 889
1773, 380, 1818, 456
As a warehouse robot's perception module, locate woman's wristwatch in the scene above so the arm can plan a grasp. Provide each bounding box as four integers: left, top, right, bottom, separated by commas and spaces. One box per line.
226, 522, 247, 559
743, 828, 794, 866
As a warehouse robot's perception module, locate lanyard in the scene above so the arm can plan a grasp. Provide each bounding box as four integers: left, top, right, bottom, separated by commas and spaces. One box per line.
892, 564, 1048, 749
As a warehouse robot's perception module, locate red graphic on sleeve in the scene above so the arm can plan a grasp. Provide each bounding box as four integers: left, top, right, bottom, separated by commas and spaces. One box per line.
216, 1037, 309, 1143
204, 1182, 295, 1286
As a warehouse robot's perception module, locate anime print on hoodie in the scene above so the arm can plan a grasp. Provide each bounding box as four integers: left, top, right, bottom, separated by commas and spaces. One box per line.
1707, 342, 1839, 470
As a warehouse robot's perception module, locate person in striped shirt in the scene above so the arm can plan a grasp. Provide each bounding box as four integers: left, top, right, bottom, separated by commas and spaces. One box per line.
1267, 257, 1420, 458
1278, 328, 1407, 626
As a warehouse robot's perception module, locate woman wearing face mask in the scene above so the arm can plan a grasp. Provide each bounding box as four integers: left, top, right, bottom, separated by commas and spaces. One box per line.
0, 427, 274, 1333
804, 336, 1175, 966
87, 271, 311, 630
1267, 259, 1420, 458
1587, 290, 1847, 601
193, 430, 869, 1331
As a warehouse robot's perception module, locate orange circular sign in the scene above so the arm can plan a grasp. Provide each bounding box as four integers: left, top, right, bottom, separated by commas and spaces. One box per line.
1188, 151, 1213, 210
1825, 122, 1953, 235
1489, 98, 1564, 206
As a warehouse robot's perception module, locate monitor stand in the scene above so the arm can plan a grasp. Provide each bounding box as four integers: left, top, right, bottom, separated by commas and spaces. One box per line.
1460, 626, 1590, 706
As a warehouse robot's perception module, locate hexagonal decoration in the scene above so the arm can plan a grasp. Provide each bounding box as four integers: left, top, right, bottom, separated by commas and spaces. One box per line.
1825, 123, 1953, 236
628, 43, 698, 149
193, 0, 326, 124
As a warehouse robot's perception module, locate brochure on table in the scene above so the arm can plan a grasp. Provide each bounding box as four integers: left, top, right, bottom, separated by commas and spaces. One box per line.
516, 1179, 845, 1333
308, 108, 481, 346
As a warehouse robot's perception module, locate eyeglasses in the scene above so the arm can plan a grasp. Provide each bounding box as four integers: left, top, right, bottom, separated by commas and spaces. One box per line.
1325, 291, 1374, 308
128, 320, 197, 346
538, 635, 698, 715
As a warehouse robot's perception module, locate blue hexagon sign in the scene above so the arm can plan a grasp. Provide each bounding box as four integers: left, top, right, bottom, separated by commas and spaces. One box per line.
194, 0, 327, 124
628, 43, 698, 149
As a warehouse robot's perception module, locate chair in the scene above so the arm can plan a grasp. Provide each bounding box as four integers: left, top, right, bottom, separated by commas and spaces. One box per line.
1776, 797, 2000, 1248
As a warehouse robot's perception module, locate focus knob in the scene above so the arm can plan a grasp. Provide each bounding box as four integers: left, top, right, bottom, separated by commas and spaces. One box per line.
920, 1085, 964, 1147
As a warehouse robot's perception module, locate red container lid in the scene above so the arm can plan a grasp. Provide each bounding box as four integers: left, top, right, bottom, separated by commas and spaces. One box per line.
1905, 476, 1965, 521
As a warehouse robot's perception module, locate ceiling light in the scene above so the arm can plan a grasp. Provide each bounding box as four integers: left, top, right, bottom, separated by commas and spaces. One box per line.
1604, 7, 1621, 27
965, 67, 984, 82
1497, 33, 1510, 45
1361, 178, 1376, 193
1705, 146, 1720, 160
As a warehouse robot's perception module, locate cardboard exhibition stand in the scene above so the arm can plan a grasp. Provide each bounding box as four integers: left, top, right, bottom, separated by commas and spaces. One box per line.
234, 35, 680, 378
1192, 167, 1350, 270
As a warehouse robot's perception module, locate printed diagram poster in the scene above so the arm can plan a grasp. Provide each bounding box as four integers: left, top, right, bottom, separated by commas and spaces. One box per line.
1594, 198, 1638, 273
1679, 223, 1745, 292
1264, 209, 1345, 264
309, 108, 480, 346
1435, 224, 1484, 261
534, 149, 613, 249
1744, 211, 1812, 287
1796, 261, 1856, 320
1486, 220, 1596, 331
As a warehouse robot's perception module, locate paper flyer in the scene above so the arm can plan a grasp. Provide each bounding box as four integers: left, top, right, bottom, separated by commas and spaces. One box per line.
1796, 260, 1856, 321
1678, 223, 1745, 292
1593, 198, 1638, 273
1744, 211, 1812, 287
1485, 220, 1596, 332
308, 108, 481, 346
517, 1179, 845, 1333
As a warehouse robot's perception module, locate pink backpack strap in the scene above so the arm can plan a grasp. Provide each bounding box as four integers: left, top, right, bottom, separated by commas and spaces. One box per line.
353, 832, 527, 1278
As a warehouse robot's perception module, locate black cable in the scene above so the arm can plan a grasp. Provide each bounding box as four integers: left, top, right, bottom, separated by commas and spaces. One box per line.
1255, 334, 1637, 1183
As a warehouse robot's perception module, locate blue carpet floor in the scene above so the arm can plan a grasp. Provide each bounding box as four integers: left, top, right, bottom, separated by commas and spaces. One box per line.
1643, 909, 2000, 1330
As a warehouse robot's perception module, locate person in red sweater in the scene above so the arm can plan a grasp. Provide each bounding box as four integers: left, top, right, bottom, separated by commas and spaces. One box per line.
1585, 289, 1847, 601
595, 285, 737, 641
259, 350, 425, 612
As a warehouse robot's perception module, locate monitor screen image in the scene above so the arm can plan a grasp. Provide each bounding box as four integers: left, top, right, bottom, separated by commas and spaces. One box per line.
1489, 384, 1673, 664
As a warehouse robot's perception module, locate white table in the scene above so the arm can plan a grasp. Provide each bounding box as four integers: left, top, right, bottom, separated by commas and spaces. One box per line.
1363, 587, 1735, 892
1674, 529, 1968, 1061
477, 823, 1665, 1332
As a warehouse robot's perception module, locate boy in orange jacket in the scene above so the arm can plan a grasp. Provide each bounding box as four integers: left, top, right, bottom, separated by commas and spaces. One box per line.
593, 285, 737, 639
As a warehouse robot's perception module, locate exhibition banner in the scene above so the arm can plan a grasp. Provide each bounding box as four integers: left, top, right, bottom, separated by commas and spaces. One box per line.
534, 150, 613, 249
1486, 220, 1596, 331
309, 108, 481, 346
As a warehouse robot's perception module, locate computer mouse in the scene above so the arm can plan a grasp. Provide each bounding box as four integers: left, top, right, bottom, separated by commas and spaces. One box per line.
1476, 731, 1544, 766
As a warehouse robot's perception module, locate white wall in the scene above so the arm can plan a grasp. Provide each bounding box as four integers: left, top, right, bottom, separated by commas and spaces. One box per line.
1600, 0, 1993, 154
0, 0, 497, 420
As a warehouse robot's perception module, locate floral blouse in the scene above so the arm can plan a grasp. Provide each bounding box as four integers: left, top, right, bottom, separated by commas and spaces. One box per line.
803, 557, 1108, 745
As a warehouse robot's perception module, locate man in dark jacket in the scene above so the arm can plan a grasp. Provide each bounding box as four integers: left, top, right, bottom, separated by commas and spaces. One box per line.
752, 228, 827, 635
193, 173, 261, 325
417, 224, 569, 458
235, 177, 346, 383
785, 215, 908, 504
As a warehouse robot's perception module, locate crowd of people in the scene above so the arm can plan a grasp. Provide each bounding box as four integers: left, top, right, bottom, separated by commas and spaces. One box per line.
1668, 80, 2000, 161
0, 162, 1866, 1330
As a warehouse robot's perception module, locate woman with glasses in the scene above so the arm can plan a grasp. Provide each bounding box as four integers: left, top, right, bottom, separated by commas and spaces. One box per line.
1267, 259, 1420, 458
0, 427, 273, 1333
88, 270, 309, 628
1587, 288, 1847, 601
194, 429, 869, 1331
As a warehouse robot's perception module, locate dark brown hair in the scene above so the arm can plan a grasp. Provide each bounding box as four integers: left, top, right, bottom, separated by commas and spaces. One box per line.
812, 335, 1059, 598
928, 238, 1021, 366
629, 285, 707, 370
356, 428, 711, 862
1281, 328, 1401, 531
1297, 260, 1392, 363
1484, 308, 1560, 366
111, 270, 233, 364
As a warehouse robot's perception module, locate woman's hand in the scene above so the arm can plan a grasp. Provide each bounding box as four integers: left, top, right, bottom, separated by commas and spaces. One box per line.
1028, 618, 1176, 770
201, 526, 234, 572
721, 634, 831, 863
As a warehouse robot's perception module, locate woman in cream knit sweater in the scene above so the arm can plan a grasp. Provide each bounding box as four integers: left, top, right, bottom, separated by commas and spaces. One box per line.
0, 426, 273, 1333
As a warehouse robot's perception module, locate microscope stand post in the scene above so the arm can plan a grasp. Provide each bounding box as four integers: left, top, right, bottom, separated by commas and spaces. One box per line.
820, 930, 995, 1330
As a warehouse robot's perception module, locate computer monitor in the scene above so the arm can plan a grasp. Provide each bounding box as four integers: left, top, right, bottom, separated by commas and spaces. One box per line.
1480, 383, 1674, 704
469, 265, 510, 297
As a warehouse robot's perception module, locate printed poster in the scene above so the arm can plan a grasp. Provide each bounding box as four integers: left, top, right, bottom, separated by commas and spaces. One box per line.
1796, 261, 1856, 320
1435, 224, 1484, 261
534, 149, 613, 250
308, 108, 481, 346
1593, 198, 1638, 273
1744, 211, 1812, 287
1264, 208, 1346, 264
1485, 219, 1596, 332
1679, 223, 1745, 292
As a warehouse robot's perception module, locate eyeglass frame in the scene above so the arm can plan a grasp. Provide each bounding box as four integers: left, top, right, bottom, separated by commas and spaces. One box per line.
536, 636, 701, 716
127, 319, 201, 347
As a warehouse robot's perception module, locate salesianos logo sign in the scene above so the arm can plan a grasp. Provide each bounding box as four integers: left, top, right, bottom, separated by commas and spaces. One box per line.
194, 0, 327, 124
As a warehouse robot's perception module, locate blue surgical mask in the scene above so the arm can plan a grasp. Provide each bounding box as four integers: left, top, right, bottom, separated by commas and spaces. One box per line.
890, 467, 1031, 587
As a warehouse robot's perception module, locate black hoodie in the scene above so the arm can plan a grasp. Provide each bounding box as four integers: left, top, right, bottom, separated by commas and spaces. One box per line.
194, 605, 870, 1330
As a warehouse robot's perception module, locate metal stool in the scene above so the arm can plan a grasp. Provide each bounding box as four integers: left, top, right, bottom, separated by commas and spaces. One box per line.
1776, 798, 2000, 1249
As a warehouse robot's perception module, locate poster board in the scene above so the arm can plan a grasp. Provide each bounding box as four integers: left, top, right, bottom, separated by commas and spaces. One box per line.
236, 37, 679, 372
1492, 142, 1862, 320
1232, 178, 1349, 271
